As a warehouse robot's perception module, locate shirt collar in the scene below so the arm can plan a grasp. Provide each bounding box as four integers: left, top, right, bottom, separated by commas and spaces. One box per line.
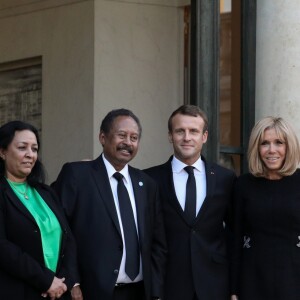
102, 154, 130, 183
171, 155, 205, 174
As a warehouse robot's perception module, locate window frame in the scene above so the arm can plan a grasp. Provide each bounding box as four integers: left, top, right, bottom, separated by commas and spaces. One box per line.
189, 0, 257, 174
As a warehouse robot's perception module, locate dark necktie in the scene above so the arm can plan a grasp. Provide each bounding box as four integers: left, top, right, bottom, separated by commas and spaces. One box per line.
113, 172, 140, 280
184, 166, 196, 222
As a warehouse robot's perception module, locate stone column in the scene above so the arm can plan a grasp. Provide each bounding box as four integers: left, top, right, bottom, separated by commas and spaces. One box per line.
255, 0, 300, 132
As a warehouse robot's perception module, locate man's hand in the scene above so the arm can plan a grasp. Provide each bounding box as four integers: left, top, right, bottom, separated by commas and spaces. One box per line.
44, 276, 67, 300
71, 285, 83, 300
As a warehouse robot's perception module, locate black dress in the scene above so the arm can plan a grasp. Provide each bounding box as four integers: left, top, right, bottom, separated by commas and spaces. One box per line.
231, 170, 300, 300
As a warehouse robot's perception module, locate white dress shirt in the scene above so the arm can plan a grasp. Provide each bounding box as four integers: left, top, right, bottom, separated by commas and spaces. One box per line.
171, 156, 207, 215
102, 155, 143, 283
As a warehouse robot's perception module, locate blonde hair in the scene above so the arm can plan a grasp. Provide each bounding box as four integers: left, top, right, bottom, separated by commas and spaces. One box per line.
248, 116, 300, 177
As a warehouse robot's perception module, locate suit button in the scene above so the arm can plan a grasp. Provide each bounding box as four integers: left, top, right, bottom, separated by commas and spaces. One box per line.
114, 269, 119, 274
118, 245, 123, 251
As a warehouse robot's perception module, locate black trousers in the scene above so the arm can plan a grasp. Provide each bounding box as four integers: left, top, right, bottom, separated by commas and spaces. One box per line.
113, 281, 145, 300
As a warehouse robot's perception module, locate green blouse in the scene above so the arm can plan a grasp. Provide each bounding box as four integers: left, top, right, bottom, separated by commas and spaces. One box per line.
7, 179, 62, 272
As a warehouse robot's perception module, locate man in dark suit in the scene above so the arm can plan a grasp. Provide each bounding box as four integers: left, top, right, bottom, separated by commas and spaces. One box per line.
53, 109, 166, 300
144, 105, 236, 300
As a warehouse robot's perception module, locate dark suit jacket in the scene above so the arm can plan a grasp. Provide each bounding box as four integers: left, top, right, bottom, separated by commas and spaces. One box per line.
52, 155, 167, 300
0, 176, 79, 300
144, 156, 236, 300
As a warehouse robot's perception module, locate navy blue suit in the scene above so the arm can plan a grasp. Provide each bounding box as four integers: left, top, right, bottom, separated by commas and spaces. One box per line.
144, 156, 236, 300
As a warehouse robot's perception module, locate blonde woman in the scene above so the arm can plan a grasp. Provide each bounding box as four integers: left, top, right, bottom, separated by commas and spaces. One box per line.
231, 116, 300, 300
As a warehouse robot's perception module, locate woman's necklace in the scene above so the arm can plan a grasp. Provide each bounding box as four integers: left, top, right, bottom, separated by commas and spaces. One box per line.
10, 181, 29, 200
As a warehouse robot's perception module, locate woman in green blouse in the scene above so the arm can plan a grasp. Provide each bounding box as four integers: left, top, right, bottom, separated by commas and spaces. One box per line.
0, 121, 82, 300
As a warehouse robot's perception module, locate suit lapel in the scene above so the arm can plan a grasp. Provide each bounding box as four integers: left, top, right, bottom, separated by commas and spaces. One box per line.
163, 158, 193, 225
90, 155, 122, 236
129, 167, 146, 245
0, 177, 36, 224
194, 159, 216, 222
36, 186, 66, 228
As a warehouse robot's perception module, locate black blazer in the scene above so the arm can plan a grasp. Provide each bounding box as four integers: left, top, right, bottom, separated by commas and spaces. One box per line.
144, 156, 236, 300
0, 177, 79, 300
53, 155, 167, 300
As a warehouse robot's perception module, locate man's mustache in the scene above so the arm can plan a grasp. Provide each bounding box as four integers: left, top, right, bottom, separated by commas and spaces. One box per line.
117, 145, 133, 154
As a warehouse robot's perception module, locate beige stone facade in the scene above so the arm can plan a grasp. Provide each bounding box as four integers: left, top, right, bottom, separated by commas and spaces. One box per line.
1, 0, 300, 181
0, 0, 186, 182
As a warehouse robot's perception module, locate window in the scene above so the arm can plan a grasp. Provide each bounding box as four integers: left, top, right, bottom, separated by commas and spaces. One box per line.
0, 57, 42, 137
185, 0, 256, 174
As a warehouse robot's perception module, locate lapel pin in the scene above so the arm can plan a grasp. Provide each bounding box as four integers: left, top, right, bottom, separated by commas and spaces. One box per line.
210, 171, 215, 175
139, 181, 143, 187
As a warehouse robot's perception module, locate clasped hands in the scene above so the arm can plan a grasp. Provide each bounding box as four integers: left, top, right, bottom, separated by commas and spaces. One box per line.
41, 276, 83, 300
41, 276, 66, 299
